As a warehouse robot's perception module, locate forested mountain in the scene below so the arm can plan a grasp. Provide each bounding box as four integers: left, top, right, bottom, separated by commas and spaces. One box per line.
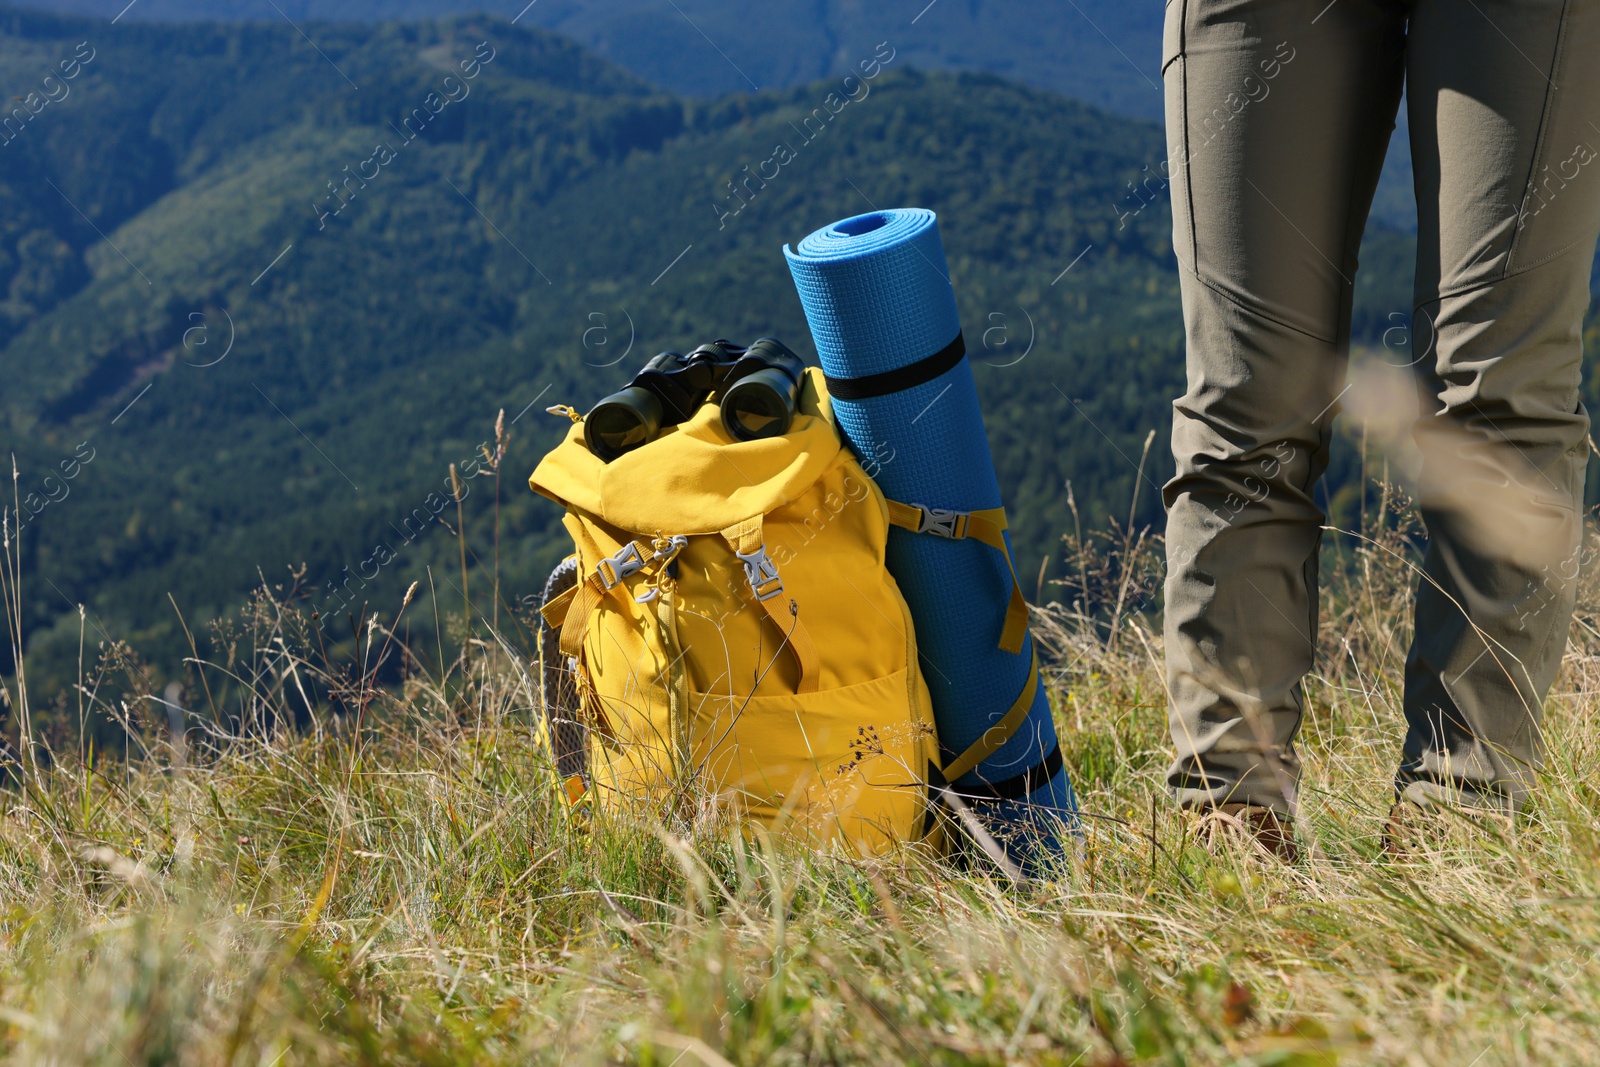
1, 5, 1584, 711
14, 0, 1443, 232
7, 0, 1167, 116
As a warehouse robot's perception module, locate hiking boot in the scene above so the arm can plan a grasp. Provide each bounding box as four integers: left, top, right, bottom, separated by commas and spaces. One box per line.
1192, 803, 1298, 863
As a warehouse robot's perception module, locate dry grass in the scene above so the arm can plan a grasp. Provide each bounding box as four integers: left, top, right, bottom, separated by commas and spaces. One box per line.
4, 487, 1600, 1065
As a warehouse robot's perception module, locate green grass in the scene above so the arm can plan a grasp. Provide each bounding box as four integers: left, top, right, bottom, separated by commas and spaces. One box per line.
6, 492, 1600, 1065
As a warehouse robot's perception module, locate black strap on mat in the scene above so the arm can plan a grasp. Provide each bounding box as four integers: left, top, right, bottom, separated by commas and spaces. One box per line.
920, 743, 1065, 837
824, 332, 966, 400
958, 744, 1064, 802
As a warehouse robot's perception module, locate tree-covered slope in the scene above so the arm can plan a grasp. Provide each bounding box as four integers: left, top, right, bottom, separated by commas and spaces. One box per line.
8, 0, 1167, 116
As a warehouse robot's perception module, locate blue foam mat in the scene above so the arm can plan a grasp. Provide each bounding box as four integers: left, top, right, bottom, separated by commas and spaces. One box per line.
784, 209, 1077, 846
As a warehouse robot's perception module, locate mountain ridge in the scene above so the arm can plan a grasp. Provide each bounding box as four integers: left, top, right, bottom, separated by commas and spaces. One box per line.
4, 0, 1167, 114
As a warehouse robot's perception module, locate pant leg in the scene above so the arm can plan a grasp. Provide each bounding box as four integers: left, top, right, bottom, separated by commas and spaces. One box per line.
1400, 0, 1600, 811
1162, 0, 1407, 812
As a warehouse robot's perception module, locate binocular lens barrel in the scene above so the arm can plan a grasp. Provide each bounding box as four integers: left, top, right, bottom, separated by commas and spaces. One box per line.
720, 368, 799, 442
582, 338, 806, 461
584, 387, 663, 463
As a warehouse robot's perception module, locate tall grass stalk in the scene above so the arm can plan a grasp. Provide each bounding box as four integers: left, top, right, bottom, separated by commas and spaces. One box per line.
450, 463, 471, 675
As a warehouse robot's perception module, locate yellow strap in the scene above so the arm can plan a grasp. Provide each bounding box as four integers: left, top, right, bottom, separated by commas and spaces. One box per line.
966, 507, 1028, 655
885, 499, 925, 532
886, 500, 1029, 655
558, 575, 608, 659
722, 516, 763, 554
719, 518, 820, 695
539, 582, 578, 630
940, 646, 1039, 783
556, 537, 665, 658
763, 594, 820, 695
963, 507, 1008, 547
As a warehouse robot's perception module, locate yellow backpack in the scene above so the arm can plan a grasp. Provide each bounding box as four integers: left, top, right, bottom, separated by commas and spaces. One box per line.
530, 369, 940, 854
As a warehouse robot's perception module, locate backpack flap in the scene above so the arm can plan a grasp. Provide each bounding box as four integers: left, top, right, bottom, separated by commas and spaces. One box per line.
529, 370, 840, 535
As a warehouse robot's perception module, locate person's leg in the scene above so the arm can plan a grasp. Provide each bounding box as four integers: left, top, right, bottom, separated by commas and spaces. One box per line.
1163, 0, 1407, 813
1401, 0, 1600, 812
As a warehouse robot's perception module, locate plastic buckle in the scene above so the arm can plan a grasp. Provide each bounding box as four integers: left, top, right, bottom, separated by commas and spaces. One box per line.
596, 542, 645, 589
652, 534, 689, 562
916, 506, 967, 539
735, 545, 785, 601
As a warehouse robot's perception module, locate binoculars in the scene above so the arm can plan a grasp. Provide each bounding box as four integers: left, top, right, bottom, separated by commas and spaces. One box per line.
584, 337, 808, 463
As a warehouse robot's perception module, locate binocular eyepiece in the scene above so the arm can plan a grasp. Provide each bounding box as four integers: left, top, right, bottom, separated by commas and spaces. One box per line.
584, 337, 808, 463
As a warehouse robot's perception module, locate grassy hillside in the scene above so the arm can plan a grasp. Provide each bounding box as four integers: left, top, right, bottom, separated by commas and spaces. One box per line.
4, 494, 1600, 1064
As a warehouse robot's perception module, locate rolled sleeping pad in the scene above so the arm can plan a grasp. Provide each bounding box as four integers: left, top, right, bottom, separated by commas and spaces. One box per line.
784, 208, 1077, 863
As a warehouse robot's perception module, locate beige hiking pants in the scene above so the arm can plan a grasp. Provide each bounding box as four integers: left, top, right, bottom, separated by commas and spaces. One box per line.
1162, 0, 1600, 813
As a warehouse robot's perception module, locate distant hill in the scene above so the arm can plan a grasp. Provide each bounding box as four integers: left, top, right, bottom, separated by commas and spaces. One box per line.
8, 0, 1445, 232
3, 0, 1167, 116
